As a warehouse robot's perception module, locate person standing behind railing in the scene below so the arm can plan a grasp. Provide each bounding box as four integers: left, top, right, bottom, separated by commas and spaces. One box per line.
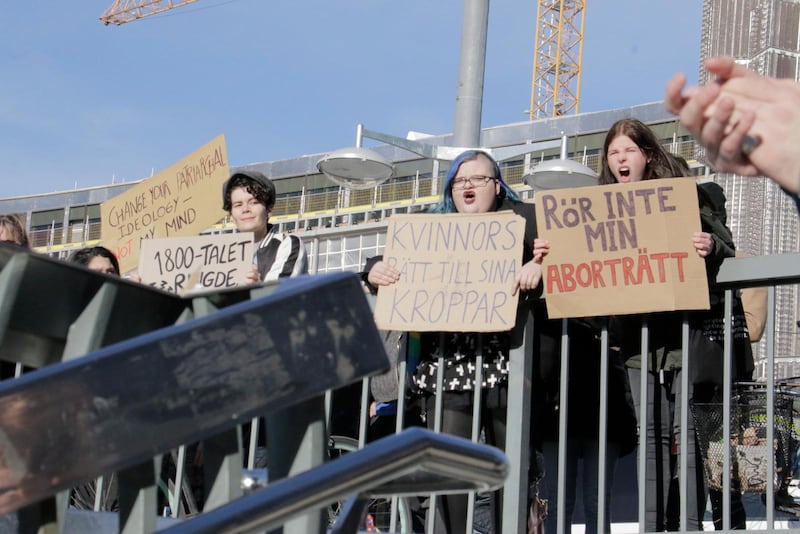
595, 118, 733, 531
222, 170, 309, 469
364, 149, 544, 534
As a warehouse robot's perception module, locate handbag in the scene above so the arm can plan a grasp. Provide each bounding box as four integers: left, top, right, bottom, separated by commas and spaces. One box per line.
527, 479, 548, 534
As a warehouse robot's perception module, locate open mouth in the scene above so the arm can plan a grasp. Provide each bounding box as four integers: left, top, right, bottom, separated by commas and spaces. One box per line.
462, 190, 476, 203
618, 167, 631, 182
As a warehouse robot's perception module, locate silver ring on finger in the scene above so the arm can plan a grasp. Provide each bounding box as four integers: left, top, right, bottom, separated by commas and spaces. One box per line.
741, 134, 762, 157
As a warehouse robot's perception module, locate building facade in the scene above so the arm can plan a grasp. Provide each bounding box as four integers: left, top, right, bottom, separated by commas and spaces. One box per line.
701, 0, 800, 378
0, 103, 693, 273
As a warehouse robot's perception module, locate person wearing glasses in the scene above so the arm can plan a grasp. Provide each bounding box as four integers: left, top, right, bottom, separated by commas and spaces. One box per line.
364, 149, 543, 533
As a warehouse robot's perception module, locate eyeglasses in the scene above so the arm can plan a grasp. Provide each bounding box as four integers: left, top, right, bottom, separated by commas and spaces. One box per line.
452, 175, 496, 189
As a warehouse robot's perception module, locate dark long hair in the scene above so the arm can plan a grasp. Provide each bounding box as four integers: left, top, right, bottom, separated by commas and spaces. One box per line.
430, 150, 520, 213
68, 246, 120, 276
599, 118, 688, 185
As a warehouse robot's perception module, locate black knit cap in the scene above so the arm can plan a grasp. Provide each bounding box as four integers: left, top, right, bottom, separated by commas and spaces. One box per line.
222, 170, 276, 209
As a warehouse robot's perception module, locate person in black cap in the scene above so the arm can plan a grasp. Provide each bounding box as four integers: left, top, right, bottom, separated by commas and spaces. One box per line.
222, 170, 307, 282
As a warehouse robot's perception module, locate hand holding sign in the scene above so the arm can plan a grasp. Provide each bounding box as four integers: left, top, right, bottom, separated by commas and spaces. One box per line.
139, 233, 254, 295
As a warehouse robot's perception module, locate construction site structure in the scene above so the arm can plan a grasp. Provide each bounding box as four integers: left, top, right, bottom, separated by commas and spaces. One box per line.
529, 0, 587, 119
100, 0, 198, 26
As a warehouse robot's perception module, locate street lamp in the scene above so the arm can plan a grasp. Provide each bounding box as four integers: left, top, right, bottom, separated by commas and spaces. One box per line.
522, 135, 598, 191
316, 147, 394, 190
523, 158, 598, 190
316, 125, 395, 189
317, 122, 565, 189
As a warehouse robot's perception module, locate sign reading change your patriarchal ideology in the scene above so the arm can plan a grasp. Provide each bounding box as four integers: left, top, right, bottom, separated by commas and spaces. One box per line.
374, 211, 526, 332
138, 233, 254, 295
536, 177, 710, 319
101, 134, 229, 274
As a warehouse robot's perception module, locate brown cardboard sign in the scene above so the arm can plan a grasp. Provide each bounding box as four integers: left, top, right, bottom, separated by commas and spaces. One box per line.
536, 177, 710, 318
374, 211, 526, 332
100, 134, 229, 274
138, 233, 253, 295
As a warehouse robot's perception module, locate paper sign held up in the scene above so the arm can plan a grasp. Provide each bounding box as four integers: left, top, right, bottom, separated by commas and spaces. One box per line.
535, 177, 710, 318
138, 233, 253, 295
374, 212, 526, 332
101, 134, 230, 274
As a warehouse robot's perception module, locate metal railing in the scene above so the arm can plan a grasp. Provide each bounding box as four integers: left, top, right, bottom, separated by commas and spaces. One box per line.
318, 252, 800, 533
0, 247, 511, 534
0, 249, 797, 533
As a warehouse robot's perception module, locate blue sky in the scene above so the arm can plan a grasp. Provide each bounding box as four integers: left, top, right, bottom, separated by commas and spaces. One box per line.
1, 1, 702, 198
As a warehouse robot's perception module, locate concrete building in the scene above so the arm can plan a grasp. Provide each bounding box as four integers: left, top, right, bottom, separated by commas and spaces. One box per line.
700, 0, 800, 378
0, 102, 695, 272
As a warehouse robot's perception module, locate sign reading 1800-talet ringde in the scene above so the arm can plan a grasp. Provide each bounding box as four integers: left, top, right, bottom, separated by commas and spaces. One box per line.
100, 134, 229, 274
374, 211, 526, 332
536, 177, 710, 319
138, 233, 254, 295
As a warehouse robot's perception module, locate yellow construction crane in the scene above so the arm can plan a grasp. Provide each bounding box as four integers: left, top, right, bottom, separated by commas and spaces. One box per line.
529, 0, 586, 120
100, 0, 198, 26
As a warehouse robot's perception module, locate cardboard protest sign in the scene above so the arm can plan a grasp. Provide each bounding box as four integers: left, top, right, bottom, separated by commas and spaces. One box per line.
374, 211, 526, 332
138, 233, 253, 295
536, 177, 709, 318
101, 134, 229, 274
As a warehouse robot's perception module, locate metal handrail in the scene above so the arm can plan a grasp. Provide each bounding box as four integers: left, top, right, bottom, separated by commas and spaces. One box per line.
159, 427, 508, 534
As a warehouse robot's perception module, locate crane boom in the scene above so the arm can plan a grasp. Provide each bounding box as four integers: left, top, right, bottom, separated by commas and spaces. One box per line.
529, 0, 586, 119
100, 0, 199, 26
